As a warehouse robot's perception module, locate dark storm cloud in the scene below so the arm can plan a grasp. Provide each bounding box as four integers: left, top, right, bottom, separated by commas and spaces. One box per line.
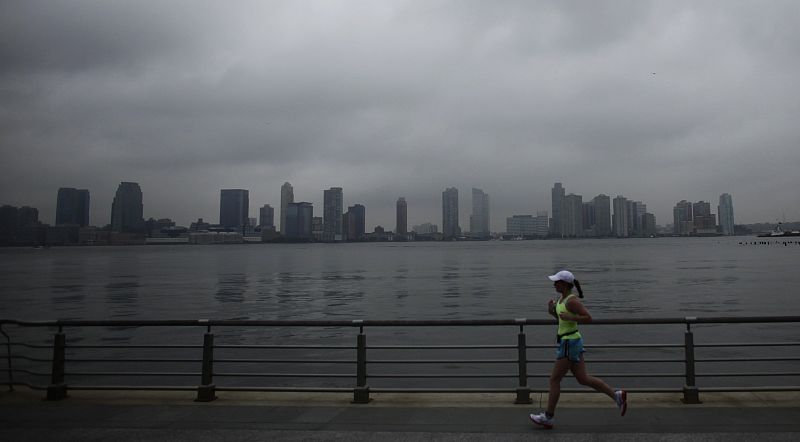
1, 1, 799, 229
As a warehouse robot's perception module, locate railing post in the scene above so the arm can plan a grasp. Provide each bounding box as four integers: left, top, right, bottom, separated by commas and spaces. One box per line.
47, 329, 67, 400
353, 321, 370, 403
196, 322, 216, 402
515, 320, 531, 404
682, 320, 701, 404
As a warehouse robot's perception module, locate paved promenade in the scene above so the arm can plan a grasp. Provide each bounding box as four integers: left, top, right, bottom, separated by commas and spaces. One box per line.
2, 390, 799, 441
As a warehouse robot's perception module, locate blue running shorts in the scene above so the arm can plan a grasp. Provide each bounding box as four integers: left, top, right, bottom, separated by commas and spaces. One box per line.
556, 338, 585, 362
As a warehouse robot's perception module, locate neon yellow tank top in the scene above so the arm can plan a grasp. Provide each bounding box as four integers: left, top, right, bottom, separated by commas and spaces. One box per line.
556, 293, 582, 340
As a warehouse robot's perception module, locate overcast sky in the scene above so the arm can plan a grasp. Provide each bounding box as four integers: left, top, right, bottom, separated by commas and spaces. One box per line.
2, 1, 799, 230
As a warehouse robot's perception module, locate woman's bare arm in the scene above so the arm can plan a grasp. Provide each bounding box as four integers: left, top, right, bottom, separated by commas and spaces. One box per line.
558, 298, 593, 323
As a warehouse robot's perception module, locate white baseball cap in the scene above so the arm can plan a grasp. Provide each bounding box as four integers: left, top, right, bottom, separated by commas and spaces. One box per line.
548, 270, 575, 283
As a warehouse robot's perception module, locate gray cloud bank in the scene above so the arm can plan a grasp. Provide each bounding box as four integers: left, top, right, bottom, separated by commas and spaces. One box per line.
2, 0, 799, 230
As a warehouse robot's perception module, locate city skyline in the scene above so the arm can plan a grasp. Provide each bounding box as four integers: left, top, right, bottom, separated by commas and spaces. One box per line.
2, 2, 799, 229
0, 179, 767, 235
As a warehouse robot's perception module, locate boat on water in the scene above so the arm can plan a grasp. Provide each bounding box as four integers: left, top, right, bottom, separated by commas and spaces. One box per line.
758, 223, 800, 237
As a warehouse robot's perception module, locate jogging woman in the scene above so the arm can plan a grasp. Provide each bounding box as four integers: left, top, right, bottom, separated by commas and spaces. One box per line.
530, 270, 627, 429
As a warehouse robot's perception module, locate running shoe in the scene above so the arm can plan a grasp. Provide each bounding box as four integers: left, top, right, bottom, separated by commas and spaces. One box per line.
529, 412, 554, 429
615, 389, 627, 416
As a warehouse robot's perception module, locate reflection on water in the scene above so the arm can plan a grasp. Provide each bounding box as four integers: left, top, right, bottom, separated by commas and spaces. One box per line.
101, 253, 142, 319
105, 278, 140, 319
394, 267, 409, 302
50, 254, 87, 313
216, 272, 247, 303
1, 238, 797, 324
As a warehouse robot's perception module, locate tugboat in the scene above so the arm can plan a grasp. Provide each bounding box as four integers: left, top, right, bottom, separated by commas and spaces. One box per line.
758, 223, 800, 237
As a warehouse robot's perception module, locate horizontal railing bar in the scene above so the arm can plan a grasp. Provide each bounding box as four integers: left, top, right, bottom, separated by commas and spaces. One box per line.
64, 372, 198, 377
531, 359, 685, 363
69, 385, 196, 391
8, 355, 52, 362
370, 373, 685, 378
4, 354, 687, 364
9, 343, 52, 349
578, 344, 684, 349
367, 359, 516, 364
65, 358, 202, 363
4, 315, 799, 328
696, 372, 800, 377
696, 357, 800, 362
696, 342, 800, 348
364, 358, 685, 364
699, 386, 800, 392
214, 359, 354, 364
57, 385, 800, 393
371, 388, 515, 393
368, 345, 515, 350
4, 369, 50, 376
216, 386, 352, 392
369, 387, 684, 393
369, 374, 516, 378
67, 345, 201, 349
214, 373, 352, 378
215, 345, 354, 350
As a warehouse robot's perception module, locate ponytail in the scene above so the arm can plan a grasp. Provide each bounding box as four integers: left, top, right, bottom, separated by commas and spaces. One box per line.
574, 279, 584, 298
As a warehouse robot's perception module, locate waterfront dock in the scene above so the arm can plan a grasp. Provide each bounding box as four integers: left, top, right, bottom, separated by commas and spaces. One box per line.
2, 389, 799, 441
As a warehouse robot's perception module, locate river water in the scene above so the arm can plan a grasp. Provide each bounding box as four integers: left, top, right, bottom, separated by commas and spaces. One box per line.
1, 237, 797, 390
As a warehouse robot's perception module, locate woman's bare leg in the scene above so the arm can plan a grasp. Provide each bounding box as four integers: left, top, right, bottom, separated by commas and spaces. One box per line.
570, 356, 615, 399
546, 358, 571, 415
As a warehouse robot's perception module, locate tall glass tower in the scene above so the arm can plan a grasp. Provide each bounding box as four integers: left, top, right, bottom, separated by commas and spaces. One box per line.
280, 182, 294, 235
442, 187, 460, 239
323, 187, 343, 241
718, 193, 735, 235
396, 197, 407, 236
551, 183, 565, 236
110, 182, 143, 233
469, 188, 490, 238
56, 187, 90, 226
219, 189, 249, 230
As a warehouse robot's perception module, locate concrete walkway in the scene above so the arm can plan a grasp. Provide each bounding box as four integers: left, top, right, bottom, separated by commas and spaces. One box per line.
2, 390, 799, 441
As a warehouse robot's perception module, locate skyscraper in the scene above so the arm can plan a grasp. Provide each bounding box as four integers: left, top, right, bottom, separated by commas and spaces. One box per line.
561, 193, 583, 237
323, 187, 343, 241
469, 188, 490, 238
0, 205, 18, 243
17, 206, 39, 227
285, 202, 313, 240
692, 201, 716, 233
642, 213, 657, 237
582, 202, 595, 234
442, 187, 460, 239
347, 204, 366, 241
634, 202, 647, 237
396, 197, 407, 236
280, 182, 294, 235
718, 193, 735, 235
551, 183, 565, 236
259, 204, 274, 229
56, 188, 90, 226
593, 194, 612, 237
534, 211, 549, 237
673, 200, 693, 235
311, 216, 324, 241
110, 182, 143, 233
612, 195, 629, 238
219, 189, 249, 230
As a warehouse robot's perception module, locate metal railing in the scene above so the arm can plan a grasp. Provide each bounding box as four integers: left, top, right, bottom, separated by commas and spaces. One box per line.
1, 316, 799, 404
